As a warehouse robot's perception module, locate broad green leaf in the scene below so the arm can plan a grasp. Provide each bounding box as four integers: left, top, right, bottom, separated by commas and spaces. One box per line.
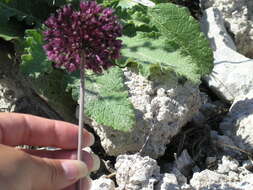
0, 1, 42, 25
20, 29, 52, 77
118, 33, 201, 82
68, 67, 136, 132
20, 28, 76, 121
148, 3, 213, 76
0, 0, 93, 41
118, 0, 138, 9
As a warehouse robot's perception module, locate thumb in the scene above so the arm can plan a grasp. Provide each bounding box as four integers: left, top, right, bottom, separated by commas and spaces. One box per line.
30, 157, 89, 190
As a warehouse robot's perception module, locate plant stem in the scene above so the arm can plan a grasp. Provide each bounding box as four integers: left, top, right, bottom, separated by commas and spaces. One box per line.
77, 53, 85, 190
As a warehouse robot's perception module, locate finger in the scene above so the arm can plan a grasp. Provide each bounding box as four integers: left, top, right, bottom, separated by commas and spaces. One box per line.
30, 156, 91, 190
21, 149, 100, 172
0, 144, 91, 190
0, 113, 94, 148
21, 149, 78, 159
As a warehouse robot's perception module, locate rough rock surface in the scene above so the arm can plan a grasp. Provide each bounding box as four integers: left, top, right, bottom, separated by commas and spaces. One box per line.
220, 90, 253, 153
115, 154, 181, 190
210, 130, 242, 157
0, 44, 70, 120
201, 0, 253, 58
0, 82, 16, 112
155, 173, 180, 190
81, 69, 201, 158
190, 156, 253, 190
201, 7, 253, 102
91, 176, 115, 190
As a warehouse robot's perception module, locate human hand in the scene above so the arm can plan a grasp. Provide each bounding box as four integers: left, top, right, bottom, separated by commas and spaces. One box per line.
0, 112, 99, 190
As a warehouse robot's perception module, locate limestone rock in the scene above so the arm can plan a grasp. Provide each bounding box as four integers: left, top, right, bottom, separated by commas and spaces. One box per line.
115, 154, 160, 190
115, 154, 181, 190
78, 69, 201, 158
91, 176, 115, 190
220, 90, 253, 152
201, 0, 253, 58
201, 7, 253, 102
155, 173, 180, 190
190, 156, 253, 190
0, 45, 71, 120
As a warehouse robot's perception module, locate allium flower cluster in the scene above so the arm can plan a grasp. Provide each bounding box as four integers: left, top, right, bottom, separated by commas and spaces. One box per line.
43, 1, 122, 72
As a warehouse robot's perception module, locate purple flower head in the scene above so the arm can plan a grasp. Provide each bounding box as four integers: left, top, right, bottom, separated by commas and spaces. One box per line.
43, 1, 123, 73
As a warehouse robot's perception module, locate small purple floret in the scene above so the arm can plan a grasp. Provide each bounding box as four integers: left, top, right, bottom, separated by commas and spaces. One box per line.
43, 1, 122, 73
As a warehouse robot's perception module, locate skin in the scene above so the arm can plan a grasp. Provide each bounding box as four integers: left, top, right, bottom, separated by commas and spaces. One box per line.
0, 112, 96, 190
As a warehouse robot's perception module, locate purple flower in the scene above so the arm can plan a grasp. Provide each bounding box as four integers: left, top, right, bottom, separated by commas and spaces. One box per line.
43, 1, 122, 73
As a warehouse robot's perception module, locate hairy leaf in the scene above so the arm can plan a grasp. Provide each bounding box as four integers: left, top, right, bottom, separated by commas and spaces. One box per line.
118, 33, 200, 81
29, 69, 77, 122
148, 3, 213, 76
68, 67, 136, 131
0, 1, 46, 25
20, 29, 75, 121
20, 28, 135, 131
20, 29, 52, 77
118, 0, 138, 9
0, 0, 79, 40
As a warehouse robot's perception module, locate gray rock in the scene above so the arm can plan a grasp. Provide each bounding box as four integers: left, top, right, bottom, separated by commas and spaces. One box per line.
79, 69, 201, 158
171, 167, 188, 186
115, 154, 183, 190
201, 7, 253, 102
174, 149, 194, 177
91, 176, 115, 190
210, 130, 242, 156
220, 90, 253, 153
115, 154, 160, 190
217, 156, 239, 174
200, 0, 253, 58
0, 45, 73, 121
190, 156, 253, 190
200, 7, 237, 51
0, 82, 16, 112
155, 173, 180, 190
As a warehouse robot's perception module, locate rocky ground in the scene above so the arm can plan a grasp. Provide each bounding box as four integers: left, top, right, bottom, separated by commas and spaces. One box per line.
0, 0, 253, 189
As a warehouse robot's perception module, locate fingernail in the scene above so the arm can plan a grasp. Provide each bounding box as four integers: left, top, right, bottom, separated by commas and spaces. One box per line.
91, 154, 100, 172
61, 160, 88, 181
87, 132, 95, 147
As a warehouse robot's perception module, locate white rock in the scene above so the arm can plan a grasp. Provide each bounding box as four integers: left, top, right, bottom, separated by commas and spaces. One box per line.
201, 7, 253, 102
220, 90, 253, 152
155, 173, 180, 190
79, 69, 201, 158
190, 170, 253, 190
190, 170, 228, 190
190, 156, 253, 190
0, 80, 22, 112
201, 0, 253, 58
115, 154, 160, 190
201, 7, 236, 51
115, 154, 183, 190
91, 176, 115, 190
171, 167, 187, 186
217, 156, 239, 174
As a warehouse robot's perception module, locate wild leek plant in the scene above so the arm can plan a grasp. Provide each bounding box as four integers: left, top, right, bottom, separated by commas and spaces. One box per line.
43, 1, 122, 189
